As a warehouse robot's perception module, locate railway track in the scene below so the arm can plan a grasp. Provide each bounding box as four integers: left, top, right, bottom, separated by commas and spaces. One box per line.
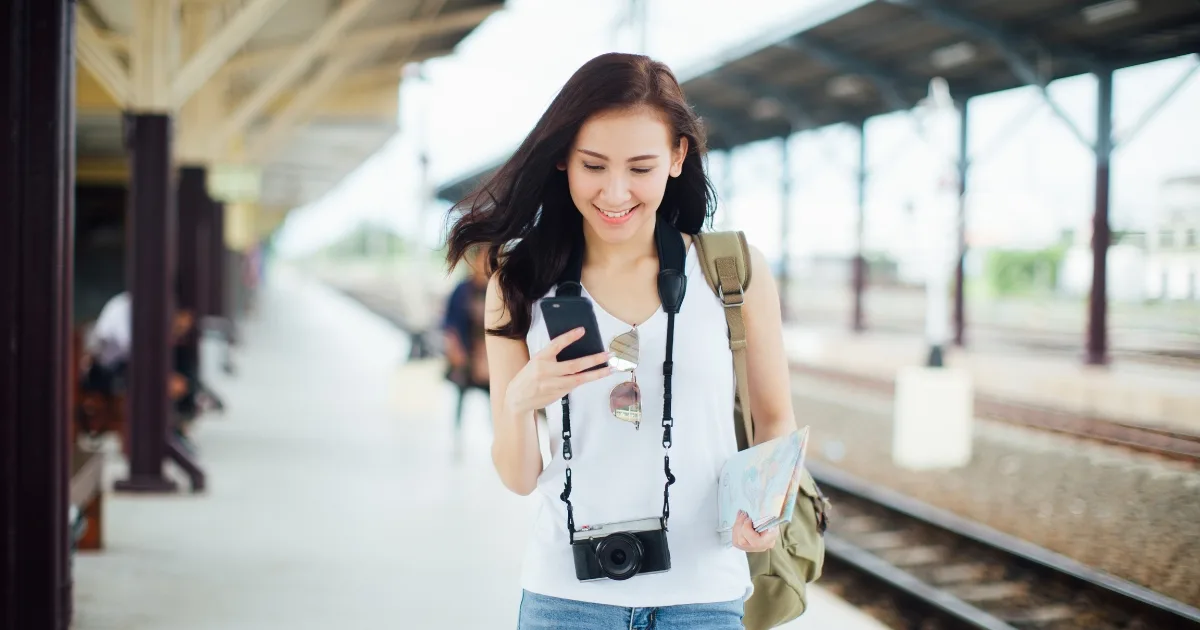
790, 363, 1200, 464
811, 462, 1200, 629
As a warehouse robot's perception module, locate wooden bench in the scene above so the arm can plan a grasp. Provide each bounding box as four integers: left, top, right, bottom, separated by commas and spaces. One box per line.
70, 321, 209, 495
69, 445, 106, 551
68, 325, 108, 551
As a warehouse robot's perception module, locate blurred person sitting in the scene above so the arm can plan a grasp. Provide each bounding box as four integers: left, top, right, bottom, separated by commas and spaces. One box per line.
80, 287, 214, 452
442, 245, 492, 452
82, 290, 132, 398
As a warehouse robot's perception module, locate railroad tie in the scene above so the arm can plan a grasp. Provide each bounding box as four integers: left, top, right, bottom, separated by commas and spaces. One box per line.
879, 545, 945, 568
947, 581, 1028, 604
839, 515, 881, 533
930, 562, 994, 585
852, 530, 909, 551
997, 604, 1076, 625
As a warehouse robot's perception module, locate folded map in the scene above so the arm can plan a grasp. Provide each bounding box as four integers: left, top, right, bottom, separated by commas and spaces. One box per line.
717, 426, 810, 546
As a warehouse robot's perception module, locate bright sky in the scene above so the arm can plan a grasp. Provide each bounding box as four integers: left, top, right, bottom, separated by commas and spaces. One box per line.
274, 0, 1200, 264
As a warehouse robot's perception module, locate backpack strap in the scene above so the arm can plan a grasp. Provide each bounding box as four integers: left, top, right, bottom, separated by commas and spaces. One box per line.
693, 231, 754, 451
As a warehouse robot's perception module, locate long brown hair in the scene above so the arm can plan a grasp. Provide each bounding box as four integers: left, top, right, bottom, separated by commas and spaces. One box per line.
444, 52, 715, 340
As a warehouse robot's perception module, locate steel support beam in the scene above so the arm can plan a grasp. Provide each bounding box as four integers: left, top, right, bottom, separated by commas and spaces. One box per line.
852, 120, 868, 333
720, 72, 818, 131
0, 0, 75, 627
1087, 68, 1114, 366
886, 0, 1096, 151
953, 100, 969, 347
1114, 58, 1200, 149
784, 35, 915, 111
690, 101, 763, 151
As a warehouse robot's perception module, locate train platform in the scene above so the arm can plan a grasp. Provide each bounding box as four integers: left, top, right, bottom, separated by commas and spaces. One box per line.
782, 324, 1200, 433
70, 266, 886, 630
313, 260, 1200, 433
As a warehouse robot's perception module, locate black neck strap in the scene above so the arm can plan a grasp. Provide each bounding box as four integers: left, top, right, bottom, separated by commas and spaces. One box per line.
556, 217, 688, 541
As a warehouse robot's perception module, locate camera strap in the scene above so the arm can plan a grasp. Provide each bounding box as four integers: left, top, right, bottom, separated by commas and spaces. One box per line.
554, 217, 687, 542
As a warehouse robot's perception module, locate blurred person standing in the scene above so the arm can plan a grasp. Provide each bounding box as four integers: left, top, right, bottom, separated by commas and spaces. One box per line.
442, 245, 491, 455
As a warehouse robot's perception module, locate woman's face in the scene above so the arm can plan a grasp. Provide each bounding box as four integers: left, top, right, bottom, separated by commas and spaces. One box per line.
562, 106, 687, 246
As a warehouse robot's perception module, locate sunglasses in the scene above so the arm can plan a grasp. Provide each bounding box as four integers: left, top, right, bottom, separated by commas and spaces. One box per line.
607, 328, 641, 429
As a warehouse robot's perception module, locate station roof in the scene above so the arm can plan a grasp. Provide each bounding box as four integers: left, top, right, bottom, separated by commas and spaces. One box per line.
76, 0, 503, 212
682, 0, 1200, 150
435, 0, 1200, 201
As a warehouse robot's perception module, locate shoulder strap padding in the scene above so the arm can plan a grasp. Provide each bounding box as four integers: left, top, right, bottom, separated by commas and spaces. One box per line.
693, 231, 751, 303
693, 231, 755, 450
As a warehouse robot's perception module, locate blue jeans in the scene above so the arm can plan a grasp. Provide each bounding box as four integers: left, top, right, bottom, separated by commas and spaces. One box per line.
517, 590, 745, 630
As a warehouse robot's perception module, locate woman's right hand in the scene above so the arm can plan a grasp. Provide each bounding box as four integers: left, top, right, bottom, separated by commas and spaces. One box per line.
504, 327, 612, 417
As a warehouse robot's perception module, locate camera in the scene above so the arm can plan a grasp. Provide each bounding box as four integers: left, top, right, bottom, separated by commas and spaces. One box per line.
572, 517, 671, 581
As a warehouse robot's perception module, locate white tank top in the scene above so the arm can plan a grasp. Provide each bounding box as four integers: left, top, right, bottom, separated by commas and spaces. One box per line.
520, 244, 753, 607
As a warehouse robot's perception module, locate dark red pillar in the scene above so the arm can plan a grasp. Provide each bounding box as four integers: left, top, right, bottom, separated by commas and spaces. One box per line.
178, 167, 208, 321
852, 119, 867, 333
115, 113, 179, 494
953, 100, 970, 347
1087, 68, 1114, 366
177, 166, 207, 393
0, 0, 75, 627
209, 201, 227, 320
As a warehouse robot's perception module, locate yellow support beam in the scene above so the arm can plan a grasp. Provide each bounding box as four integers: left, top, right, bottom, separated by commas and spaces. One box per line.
130, 0, 178, 112
76, 157, 130, 185
76, 4, 131, 107
220, 5, 496, 76
76, 62, 123, 112
214, 0, 379, 151
247, 52, 365, 162
172, 0, 292, 108
315, 83, 399, 119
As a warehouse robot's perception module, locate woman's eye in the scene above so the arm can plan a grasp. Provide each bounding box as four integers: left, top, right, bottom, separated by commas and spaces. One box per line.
583, 163, 604, 171
632, 167, 652, 174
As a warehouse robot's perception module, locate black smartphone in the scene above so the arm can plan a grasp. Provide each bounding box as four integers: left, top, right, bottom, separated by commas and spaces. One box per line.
540, 296, 607, 372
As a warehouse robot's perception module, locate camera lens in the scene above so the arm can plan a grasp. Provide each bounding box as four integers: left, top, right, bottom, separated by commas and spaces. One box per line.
596, 533, 643, 581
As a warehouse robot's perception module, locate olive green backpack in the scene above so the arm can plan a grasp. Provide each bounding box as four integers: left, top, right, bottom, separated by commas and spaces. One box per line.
693, 231, 831, 630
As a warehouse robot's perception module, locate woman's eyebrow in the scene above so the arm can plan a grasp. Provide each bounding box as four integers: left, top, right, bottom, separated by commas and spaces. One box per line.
577, 149, 660, 162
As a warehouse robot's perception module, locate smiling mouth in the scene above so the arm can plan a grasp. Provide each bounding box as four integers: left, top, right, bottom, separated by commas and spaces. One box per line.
595, 203, 639, 220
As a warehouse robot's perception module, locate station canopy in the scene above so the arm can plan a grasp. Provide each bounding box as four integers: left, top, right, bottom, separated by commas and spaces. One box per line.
76, 0, 503, 212
436, 0, 1200, 200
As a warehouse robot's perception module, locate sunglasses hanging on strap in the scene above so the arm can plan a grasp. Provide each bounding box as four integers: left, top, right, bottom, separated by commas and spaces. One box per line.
554, 216, 688, 536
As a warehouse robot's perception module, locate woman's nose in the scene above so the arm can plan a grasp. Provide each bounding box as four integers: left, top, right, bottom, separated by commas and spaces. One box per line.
600, 172, 632, 205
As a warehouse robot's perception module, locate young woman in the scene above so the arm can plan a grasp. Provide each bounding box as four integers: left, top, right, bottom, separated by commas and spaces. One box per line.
445, 52, 798, 630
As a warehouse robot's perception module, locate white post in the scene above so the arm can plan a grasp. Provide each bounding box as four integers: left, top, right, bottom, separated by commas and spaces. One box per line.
893, 78, 974, 471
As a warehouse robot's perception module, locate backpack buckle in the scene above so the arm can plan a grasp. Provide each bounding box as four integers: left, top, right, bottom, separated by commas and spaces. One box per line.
717, 283, 744, 308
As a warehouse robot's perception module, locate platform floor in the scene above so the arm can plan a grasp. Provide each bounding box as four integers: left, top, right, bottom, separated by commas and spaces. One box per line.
71, 267, 885, 630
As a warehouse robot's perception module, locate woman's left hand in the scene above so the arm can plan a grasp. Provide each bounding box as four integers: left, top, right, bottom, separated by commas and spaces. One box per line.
732, 511, 778, 553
